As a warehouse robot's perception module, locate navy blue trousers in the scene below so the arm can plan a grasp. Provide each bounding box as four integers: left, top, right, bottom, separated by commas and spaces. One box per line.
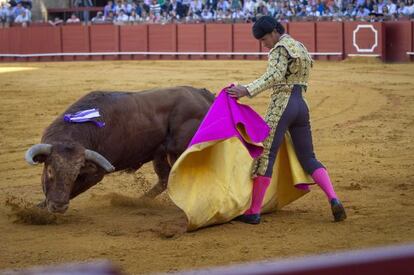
264, 85, 324, 177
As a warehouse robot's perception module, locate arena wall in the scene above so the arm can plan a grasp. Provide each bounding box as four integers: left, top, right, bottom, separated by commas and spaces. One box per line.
0, 22, 413, 62
384, 21, 412, 62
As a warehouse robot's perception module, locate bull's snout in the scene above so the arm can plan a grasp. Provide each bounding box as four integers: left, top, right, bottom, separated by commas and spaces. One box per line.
47, 201, 69, 214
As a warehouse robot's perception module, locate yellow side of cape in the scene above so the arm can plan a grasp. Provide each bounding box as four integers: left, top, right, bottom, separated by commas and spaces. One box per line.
167, 134, 314, 231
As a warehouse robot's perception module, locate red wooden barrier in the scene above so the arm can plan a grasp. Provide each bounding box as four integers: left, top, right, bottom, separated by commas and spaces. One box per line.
411, 21, 414, 61
205, 23, 232, 60
384, 21, 412, 62
22, 26, 62, 61
233, 23, 259, 60
316, 21, 343, 60
0, 28, 13, 61
344, 22, 384, 60
177, 24, 205, 60
89, 24, 119, 60
288, 22, 316, 53
61, 25, 90, 61
148, 24, 177, 59
2, 22, 414, 62
119, 24, 148, 60
8, 27, 24, 56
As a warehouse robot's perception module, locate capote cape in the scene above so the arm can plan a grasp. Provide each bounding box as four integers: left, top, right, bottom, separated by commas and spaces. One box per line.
168, 89, 313, 231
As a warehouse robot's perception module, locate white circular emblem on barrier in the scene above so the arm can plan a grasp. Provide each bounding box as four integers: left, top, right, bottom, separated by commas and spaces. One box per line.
353, 25, 378, 53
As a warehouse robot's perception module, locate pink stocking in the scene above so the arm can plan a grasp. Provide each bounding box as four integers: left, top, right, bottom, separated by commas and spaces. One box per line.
245, 176, 271, 215
311, 168, 337, 201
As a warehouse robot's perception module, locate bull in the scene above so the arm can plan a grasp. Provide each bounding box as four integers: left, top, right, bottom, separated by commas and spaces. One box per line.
25, 86, 214, 213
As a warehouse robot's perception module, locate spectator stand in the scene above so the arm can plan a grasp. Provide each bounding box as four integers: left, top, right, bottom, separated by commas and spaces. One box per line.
47, 7, 103, 23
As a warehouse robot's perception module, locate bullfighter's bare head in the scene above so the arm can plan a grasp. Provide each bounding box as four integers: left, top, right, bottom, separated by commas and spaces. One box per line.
25, 143, 115, 214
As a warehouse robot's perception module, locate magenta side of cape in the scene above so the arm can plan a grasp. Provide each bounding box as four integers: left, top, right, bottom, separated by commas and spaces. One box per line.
188, 89, 270, 159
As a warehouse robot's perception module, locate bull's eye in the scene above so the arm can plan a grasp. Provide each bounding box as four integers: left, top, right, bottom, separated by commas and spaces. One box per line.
47, 167, 53, 179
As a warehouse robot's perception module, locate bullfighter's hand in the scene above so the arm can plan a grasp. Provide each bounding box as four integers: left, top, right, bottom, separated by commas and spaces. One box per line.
226, 85, 249, 99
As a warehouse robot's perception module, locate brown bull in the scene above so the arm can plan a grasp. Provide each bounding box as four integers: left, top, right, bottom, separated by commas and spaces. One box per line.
25, 86, 214, 213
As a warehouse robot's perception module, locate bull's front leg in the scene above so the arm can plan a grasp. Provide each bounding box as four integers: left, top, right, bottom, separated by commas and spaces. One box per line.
145, 149, 171, 198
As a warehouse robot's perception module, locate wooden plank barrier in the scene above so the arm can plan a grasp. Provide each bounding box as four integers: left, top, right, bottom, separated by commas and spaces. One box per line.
288, 22, 316, 53
0, 28, 14, 62
384, 21, 412, 62
61, 25, 90, 61
119, 24, 148, 60
177, 24, 205, 60
0, 22, 413, 62
205, 23, 233, 60
315, 21, 343, 61
233, 23, 259, 60
89, 24, 119, 60
148, 24, 177, 60
23, 26, 62, 62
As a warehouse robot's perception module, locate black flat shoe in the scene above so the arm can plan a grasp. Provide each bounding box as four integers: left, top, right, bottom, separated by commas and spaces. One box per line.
330, 198, 347, 222
235, 214, 261, 224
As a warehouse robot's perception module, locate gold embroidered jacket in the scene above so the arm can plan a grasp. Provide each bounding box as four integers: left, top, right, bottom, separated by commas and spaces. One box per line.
245, 34, 313, 97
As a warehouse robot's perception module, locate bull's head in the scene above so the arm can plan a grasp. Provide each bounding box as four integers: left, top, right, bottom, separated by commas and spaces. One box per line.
25, 143, 115, 213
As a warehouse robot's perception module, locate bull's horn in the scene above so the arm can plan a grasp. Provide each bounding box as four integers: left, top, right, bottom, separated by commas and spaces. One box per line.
25, 144, 52, 165
84, 149, 115, 173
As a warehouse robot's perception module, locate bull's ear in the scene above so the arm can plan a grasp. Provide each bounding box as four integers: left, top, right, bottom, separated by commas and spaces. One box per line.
80, 161, 98, 174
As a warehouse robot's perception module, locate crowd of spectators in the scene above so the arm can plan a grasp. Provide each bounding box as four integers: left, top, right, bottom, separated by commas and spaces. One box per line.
89, 0, 414, 24
0, 1, 32, 26
1, 0, 414, 27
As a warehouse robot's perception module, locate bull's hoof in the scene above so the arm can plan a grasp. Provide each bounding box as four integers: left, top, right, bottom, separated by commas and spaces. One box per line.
330, 198, 347, 222
36, 200, 47, 209
234, 213, 261, 224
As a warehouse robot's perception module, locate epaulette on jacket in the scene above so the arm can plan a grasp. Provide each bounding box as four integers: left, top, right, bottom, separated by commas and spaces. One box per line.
272, 35, 301, 59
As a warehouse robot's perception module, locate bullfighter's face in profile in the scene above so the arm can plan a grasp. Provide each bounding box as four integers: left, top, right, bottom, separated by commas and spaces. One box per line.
259, 30, 280, 50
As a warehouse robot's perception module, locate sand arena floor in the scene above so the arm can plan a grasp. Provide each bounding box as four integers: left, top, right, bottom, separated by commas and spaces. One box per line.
0, 59, 413, 274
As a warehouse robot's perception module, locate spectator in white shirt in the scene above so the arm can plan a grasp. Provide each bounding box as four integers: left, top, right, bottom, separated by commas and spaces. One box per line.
0, 2, 10, 23
386, 0, 397, 14
189, 0, 203, 15
66, 13, 81, 23
48, 17, 63, 26
408, 0, 414, 14
128, 9, 141, 22
397, 2, 409, 16
91, 11, 105, 23
114, 0, 126, 15
308, 5, 321, 16
217, 0, 230, 12
12, 2, 25, 20
14, 9, 30, 25
377, 0, 386, 13
243, 0, 255, 14
201, 8, 213, 20
354, 5, 370, 17
124, 1, 133, 15
104, 10, 115, 22
115, 9, 129, 23
232, 7, 245, 21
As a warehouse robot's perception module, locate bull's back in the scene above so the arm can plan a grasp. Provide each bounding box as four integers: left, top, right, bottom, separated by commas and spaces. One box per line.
44, 87, 214, 171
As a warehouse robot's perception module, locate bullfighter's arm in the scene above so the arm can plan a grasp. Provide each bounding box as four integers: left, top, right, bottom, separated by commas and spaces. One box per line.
244, 46, 289, 98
